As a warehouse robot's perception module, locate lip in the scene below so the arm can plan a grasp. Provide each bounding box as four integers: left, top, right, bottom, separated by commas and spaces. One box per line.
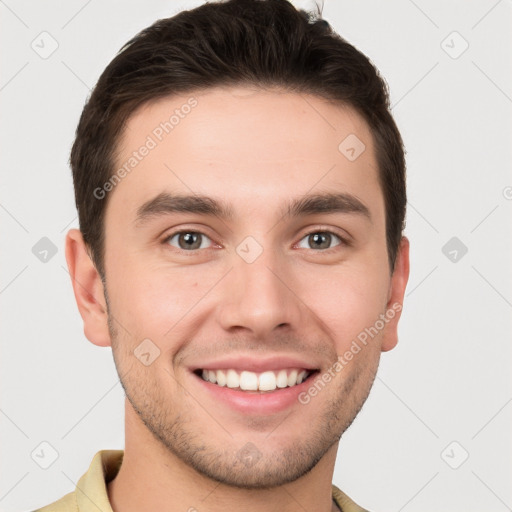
190, 368, 320, 415
189, 355, 320, 373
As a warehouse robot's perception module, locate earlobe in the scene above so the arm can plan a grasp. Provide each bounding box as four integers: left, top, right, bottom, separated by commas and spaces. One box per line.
65, 228, 112, 347
381, 236, 410, 352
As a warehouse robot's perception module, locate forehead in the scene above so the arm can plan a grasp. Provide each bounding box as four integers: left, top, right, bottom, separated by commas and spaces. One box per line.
108, 85, 383, 223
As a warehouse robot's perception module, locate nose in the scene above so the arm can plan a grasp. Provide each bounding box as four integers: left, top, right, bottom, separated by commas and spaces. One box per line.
216, 248, 303, 339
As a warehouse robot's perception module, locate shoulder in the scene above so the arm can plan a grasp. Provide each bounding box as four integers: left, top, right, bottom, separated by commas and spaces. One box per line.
32, 490, 77, 512
31, 449, 123, 512
332, 484, 371, 512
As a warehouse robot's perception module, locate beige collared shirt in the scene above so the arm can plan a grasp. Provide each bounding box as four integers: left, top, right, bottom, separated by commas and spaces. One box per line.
34, 450, 369, 512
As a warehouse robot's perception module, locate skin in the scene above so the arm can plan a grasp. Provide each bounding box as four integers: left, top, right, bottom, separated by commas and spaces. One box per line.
66, 85, 409, 512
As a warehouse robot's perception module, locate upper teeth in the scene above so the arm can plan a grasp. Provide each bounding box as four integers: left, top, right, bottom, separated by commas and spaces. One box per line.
200, 368, 310, 391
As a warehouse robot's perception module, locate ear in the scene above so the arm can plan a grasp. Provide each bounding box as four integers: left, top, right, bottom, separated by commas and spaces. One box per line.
65, 228, 111, 347
381, 236, 410, 352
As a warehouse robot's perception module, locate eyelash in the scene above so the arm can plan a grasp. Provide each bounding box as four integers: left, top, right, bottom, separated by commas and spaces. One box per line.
162, 227, 351, 254
295, 228, 351, 251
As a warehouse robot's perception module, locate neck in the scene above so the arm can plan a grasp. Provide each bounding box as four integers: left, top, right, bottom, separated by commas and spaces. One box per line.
107, 399, 340, 512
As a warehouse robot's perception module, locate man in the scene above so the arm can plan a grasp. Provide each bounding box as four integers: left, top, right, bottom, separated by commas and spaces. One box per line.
36, 0, 409, 510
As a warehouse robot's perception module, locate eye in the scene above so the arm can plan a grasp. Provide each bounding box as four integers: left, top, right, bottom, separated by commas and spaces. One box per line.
165, 231, 213, 251
296, 231, 343, 250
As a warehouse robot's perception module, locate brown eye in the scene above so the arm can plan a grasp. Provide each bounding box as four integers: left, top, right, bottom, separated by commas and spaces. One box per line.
166, 231, 212, 250
297, 231, 342, 250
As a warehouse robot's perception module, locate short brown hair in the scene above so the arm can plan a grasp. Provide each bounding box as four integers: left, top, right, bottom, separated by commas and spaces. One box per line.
70, 0, 406, 277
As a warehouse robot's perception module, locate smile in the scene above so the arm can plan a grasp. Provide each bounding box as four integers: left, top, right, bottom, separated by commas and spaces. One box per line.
195, 368, 318, 393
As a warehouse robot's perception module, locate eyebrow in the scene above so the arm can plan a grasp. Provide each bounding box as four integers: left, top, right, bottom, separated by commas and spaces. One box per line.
284, 192, 371, 221
135, 191, 371, 226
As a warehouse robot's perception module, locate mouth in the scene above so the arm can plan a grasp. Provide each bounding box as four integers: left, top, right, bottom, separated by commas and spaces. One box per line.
193, 367, 320, 393
189, 355, 322, 414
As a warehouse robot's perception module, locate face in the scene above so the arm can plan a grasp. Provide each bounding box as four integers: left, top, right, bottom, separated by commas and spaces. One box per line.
74, 86, 408, 489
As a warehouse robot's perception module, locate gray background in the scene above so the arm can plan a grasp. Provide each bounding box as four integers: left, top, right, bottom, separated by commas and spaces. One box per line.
1, 1, 511, 511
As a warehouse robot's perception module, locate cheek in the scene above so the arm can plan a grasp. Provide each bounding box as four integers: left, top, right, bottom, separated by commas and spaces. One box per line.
108, 259, 221, 339
303, 265, 389, 348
